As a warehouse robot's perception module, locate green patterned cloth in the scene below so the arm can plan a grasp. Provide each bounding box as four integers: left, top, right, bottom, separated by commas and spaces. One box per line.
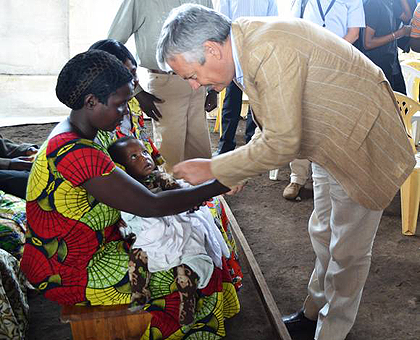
0, 191, 26, 260
0, 249, 29, 339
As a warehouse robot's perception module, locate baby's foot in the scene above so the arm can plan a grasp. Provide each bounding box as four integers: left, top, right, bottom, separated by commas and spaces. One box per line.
130, 289, 151, 309
178, 291, 196, 326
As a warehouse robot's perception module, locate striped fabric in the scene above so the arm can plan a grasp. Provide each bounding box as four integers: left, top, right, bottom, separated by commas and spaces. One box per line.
411, 3, 420, 38
211, 17, 415, 210
217, 0, 278, 19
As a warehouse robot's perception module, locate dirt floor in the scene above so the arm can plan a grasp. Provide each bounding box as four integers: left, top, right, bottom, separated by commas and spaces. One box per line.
1, 119, 419, 340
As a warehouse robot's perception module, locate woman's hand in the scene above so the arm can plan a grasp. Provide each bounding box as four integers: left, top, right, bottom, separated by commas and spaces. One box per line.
9, 156, 33, 171
135, 91, 165, 121
399, 24, 411, 38
26, 146, 38, 156
205, 90, 218, 112
188, 200, 208, 213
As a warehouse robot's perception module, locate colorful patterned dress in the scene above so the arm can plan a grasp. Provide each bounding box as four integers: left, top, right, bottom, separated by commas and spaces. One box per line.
21, 131, 241, 339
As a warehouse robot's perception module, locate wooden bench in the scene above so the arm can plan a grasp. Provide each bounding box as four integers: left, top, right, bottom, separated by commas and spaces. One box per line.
219, 197, 292, 340
60, 304, 152, 340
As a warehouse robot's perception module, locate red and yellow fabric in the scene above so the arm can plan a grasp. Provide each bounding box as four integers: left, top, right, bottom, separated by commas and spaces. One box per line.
21, 133, 126, 305
21, 132, 241, 339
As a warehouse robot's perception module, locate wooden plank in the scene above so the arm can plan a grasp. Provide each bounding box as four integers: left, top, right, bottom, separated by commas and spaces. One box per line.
61, 305, 152, 340
219, 196, 292, 340
69, 313, 151, 340
61, 304, 149, 322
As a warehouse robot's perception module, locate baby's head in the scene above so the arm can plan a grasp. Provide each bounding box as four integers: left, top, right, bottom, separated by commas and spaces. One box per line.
108, 136, 155, 180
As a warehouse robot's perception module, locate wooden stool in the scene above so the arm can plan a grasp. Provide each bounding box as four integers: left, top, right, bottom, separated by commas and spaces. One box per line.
60, 304, 152, 340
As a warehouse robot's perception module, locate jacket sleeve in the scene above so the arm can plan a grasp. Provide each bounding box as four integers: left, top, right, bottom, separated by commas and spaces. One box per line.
211, 44, 307, 188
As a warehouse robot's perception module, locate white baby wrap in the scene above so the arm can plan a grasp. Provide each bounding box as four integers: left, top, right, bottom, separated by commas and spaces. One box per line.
121, 205, 230, 289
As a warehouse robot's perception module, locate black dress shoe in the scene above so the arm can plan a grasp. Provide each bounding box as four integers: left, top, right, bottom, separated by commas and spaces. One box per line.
282, 309, 317, 334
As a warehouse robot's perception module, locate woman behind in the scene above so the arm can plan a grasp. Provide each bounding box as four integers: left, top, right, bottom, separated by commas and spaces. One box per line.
88, 39, 164, 165
362, 0, 412, 93
20, 50, 239, 339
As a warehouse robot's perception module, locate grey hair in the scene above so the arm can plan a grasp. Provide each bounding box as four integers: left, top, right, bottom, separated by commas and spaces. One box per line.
156, 4, 231, 70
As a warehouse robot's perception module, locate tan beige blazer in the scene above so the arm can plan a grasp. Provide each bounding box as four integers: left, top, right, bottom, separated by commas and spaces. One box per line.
211, 17, 415, 210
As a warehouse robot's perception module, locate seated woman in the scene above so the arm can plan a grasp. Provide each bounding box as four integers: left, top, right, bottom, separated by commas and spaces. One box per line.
20, 50, 240, 339
108, 136, 230, 326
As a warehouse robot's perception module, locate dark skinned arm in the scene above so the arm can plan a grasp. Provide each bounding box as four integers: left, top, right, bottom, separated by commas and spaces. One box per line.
134, 90, 164, 121
82, 167, 229, 217
8, 157, 33, 171
399, 0, 412, 23
364, 24, 411, 50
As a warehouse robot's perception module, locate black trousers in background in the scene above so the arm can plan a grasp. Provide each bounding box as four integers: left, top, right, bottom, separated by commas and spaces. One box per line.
217, 81, 256, 154
0, 170, 29, 199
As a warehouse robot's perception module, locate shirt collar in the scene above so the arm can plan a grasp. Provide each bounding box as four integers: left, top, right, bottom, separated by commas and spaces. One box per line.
230, 28, 245, 88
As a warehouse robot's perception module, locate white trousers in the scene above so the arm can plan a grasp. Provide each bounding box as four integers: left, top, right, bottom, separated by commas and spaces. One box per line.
290, 158, 311, 185
303, 163, 383, 340
148, 73, 212, 173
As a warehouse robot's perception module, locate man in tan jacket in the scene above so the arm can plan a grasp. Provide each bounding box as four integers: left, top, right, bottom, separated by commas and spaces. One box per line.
156, 4, 415, 340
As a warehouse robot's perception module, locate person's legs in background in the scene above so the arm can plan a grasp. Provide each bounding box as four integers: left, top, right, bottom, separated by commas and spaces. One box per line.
245, 107, 256, 144
184, 85, 212, 161
0, 170, 29, 199
390, 68, 407, 95
149, 73, 209, 173
382, 61, 406, 95
215, 81, 243, 155
283, 159, 311, 200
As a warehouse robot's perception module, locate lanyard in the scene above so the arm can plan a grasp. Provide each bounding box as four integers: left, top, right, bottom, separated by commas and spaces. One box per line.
316, 0, 337, 27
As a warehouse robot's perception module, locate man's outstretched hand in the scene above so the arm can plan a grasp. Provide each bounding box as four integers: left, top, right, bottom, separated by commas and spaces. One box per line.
173, 159, 214, 186
173, 158, 245, 197
225, 184, 246, 195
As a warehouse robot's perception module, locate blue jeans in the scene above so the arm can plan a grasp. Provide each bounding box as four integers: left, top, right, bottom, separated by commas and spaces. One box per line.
217, 81, 256, 154
0, 170, 29, 199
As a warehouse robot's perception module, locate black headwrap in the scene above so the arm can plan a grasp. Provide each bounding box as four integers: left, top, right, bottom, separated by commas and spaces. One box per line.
56, 50, 133, 110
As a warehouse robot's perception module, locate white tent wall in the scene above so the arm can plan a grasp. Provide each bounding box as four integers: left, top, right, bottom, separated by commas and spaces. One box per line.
0, 0, 128, 127
0, 0, 291, 127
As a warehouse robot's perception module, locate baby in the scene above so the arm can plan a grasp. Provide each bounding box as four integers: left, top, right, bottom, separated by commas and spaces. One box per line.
107, 136, 229, 326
